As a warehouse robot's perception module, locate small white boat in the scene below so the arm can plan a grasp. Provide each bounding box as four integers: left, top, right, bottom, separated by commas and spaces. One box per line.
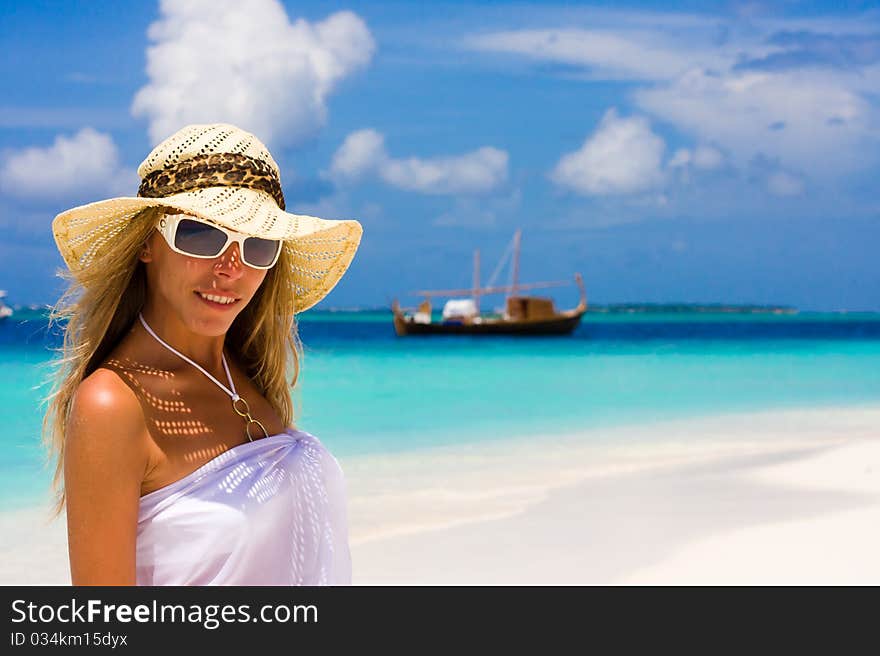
0, 290, 13, 319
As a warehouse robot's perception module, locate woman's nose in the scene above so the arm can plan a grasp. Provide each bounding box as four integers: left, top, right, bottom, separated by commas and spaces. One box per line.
213, 242, 245, 279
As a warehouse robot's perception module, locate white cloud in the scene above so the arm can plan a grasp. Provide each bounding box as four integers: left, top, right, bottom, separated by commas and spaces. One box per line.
330, 129, 386, 180
550, 108, 666, 195
330, 128, 509, 195
767, 170, 805, 196
464, 12, 880, 181
634, 67, 872, 175
131, 0, 375, 148
0, 128, 137, 200
382, 148, 508, 194
464, 28, 700, 80
669, 145, 724, 171
669, 148, 691, 168
692, 145, 724, 169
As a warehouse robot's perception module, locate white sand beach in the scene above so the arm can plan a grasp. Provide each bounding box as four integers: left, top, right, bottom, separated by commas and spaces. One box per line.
3, 404, 878, 585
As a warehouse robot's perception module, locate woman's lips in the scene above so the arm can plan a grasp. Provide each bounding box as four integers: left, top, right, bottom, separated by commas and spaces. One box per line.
194, 291, 240, 310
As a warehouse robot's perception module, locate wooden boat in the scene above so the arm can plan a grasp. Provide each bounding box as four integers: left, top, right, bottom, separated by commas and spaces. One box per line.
391, 229, 587, 336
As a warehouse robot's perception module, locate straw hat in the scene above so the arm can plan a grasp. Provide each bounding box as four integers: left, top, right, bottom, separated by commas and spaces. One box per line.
52, 123, 363, 313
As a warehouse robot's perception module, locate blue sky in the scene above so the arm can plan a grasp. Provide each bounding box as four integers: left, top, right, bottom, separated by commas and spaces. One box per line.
1, 0, 878, 311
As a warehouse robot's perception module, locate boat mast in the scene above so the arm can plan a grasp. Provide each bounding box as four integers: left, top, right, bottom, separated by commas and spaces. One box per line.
473, 249, 481, 313
508, 228, 522, 303
414, 227, 577, 300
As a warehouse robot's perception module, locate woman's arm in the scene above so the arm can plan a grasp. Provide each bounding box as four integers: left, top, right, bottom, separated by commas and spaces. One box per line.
64, 369, 150, 586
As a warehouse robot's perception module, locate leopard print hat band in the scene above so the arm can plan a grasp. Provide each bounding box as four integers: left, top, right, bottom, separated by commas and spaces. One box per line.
137, 152, 286, 210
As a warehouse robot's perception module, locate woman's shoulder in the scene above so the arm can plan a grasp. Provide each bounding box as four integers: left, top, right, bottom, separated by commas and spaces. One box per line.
66, 368, 152, 491
75, 367, 142, 418
69, 368, 150, 457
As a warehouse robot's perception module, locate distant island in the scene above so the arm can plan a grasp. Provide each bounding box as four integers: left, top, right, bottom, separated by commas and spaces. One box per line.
585, 303, 798, 314
313, 303, 799, 315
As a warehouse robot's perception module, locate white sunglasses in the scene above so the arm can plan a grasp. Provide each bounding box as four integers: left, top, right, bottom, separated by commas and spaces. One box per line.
155, 213, 283, 270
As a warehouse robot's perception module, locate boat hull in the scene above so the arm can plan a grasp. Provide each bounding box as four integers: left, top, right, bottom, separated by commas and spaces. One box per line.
393, 311, 584, 336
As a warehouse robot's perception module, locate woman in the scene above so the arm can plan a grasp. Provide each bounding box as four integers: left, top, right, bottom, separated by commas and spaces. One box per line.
42, 123, 363, 585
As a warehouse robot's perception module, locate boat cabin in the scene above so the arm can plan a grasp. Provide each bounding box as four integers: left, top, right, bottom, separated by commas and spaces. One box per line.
505, 295, 557, 321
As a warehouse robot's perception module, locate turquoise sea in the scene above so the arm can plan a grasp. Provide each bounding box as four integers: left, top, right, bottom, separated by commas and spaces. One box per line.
2, 309, 879, 511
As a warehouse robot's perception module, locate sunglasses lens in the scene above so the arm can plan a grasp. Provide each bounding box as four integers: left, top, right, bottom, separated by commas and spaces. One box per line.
243, 237, 282, 268
174, 219, 227, 256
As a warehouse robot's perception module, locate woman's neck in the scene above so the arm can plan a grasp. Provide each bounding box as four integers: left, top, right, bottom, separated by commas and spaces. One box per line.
137, 307, 228, 376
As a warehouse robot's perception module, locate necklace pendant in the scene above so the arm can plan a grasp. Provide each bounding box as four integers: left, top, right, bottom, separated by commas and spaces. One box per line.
246, 418, 269, 442
232, 395, 251, 418
230, 395, 267, 442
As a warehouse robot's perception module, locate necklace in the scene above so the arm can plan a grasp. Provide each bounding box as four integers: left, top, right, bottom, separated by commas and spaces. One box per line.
137, 312, 269, 442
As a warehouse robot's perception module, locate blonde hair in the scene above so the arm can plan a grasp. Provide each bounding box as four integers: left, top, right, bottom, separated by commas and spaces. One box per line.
40, 205, 304, 520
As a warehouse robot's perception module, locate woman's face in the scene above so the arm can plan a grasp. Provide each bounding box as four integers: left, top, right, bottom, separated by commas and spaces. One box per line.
140, 218, 269, 336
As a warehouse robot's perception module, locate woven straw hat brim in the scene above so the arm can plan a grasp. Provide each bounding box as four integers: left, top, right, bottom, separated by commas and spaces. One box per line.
52, 186, 363, 314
